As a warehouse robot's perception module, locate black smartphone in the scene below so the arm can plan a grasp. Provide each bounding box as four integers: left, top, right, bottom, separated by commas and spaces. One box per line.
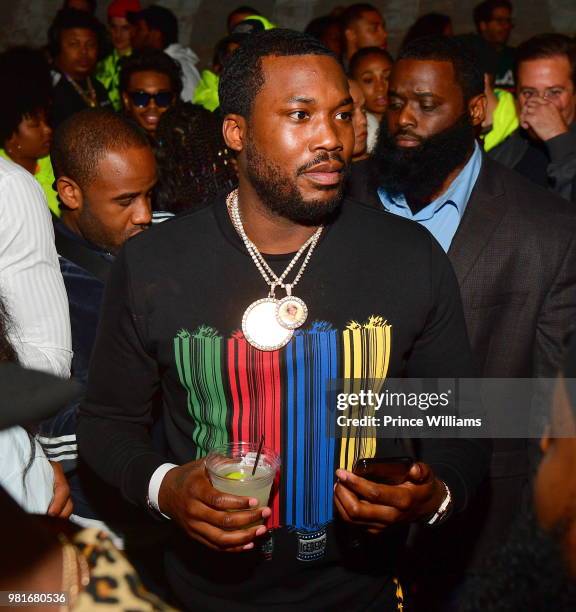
352, 457, 413, 485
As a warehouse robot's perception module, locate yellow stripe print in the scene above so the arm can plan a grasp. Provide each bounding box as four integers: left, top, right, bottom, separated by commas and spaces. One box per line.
339, 316, 392, 471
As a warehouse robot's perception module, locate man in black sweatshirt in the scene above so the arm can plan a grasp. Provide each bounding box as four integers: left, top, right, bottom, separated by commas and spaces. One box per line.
78, 29, 490, 611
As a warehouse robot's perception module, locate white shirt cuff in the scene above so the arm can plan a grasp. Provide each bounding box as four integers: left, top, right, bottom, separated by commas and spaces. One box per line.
148, 462, 178, 519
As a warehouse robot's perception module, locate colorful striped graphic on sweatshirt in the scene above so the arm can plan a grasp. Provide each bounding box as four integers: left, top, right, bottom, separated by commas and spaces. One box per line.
173, 317, 392, 532
227, 332, 282, 528
174, 328, 228, 458
284, 322, 339, 532
339, 317, 392, 471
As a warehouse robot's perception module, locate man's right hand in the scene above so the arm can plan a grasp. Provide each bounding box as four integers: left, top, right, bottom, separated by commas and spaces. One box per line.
158, 460, 271, 552
520, 97, 568, 141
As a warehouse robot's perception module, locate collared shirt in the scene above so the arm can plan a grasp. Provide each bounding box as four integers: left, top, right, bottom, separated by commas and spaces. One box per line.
378, 141, 483, 252
0, 157, 72, 376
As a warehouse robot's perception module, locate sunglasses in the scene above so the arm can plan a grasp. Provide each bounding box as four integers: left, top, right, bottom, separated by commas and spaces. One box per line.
128, 90, 174, 108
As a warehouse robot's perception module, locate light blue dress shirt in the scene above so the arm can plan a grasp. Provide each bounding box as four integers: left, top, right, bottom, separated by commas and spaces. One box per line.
377, 141, 483, 252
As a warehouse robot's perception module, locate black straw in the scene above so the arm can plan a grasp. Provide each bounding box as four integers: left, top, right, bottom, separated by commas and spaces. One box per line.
252, 434, 265, 476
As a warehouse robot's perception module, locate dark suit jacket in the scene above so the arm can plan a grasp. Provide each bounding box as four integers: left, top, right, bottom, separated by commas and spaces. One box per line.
347, 155, 576, 381
346, 155, 576, 570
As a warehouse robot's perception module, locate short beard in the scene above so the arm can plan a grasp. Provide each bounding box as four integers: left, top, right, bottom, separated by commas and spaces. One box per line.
459, 506, 576, 611
79, 205, 124, 255
244, 139, 348, 226
372, 114, 476, 204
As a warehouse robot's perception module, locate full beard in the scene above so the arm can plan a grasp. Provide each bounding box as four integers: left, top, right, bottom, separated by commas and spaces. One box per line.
372, 114, 476, 205
244, 140, 348, 226
459, 506, 576, 611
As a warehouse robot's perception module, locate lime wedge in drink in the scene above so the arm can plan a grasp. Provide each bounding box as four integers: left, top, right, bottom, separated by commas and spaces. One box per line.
225, 471, 245, 480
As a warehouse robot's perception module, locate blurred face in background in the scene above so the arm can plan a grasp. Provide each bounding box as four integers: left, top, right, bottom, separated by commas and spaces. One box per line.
56, 27, 98, 79
517, 55, 576, 127
109, 16, 133, 53
5, 110, 52, 168
479, 6, 513, 46
345, 10, 387, 56
352, 52, 393, 119
320, 21, 343, 57
348, 79, 368, 160
131, 18, 163, 50
122, 70, 174, 135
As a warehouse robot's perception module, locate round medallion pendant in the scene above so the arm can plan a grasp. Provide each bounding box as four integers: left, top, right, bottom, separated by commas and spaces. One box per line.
242, 298, 294, 351
276, 295, 308, 330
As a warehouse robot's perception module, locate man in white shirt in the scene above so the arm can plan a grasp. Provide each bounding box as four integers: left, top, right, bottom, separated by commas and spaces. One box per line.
0, 155, 73, 518
0, 156, 72, 377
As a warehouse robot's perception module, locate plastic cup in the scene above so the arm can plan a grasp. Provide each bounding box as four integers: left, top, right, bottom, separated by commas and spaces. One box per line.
205, 442, 280, 509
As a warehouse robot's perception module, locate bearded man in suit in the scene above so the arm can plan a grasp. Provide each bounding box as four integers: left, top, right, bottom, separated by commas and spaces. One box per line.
346, 34, 576, 609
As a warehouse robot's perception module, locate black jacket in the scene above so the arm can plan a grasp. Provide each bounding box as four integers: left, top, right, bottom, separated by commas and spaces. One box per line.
489, 122, 576, 202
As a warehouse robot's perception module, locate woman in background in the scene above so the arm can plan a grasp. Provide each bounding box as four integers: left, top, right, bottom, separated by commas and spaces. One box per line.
154, 103, 237, 214
349, 47, 394, 152
0, 47, 59, 217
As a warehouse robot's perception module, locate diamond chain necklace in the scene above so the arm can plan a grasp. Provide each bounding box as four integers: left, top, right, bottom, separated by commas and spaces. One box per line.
226, 189, 323, 297
226, 188, 323, 350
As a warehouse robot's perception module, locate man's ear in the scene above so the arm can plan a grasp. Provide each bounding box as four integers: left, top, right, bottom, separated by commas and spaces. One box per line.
56, 176, 83, 211
468, 93, 487, 127
121, 90, 130, 110
222, 114, 247, 153
4, 132, 20, 157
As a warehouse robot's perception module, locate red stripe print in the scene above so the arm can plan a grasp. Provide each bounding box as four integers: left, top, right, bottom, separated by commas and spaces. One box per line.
227, 336, 282, 528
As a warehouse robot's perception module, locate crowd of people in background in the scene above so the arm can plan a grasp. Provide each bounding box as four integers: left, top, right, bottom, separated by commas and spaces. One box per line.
1, 0, 576, 610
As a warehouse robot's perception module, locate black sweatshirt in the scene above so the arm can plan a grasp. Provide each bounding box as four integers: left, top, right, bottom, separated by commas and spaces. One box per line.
78, 196, 490, 610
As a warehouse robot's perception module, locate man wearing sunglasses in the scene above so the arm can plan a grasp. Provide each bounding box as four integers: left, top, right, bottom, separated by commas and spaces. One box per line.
120, 49, 182, 139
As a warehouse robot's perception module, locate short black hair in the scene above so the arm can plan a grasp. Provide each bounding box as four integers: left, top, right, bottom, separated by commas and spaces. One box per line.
51, 108, 150, 189
349, 46, 393, 78
402, 13, 452, 48
304, 15, 340, 41
139, 5, 178, 47
119, 49, 183, 97
212, 36, 243, 73
227, 6, 260, 32
219, 28, 337, 118
473, 0, 512, 30
397, 35, 484, 102
341, 4, 381, 31
48, 8, 103, 58
516, 34, 576, 88
0, 47, 52, 146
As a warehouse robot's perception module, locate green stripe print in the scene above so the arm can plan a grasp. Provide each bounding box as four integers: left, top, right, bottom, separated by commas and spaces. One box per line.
174, 328, 229, 458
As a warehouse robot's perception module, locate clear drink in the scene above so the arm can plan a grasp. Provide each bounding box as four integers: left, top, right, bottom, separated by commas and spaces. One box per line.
205, 442, 280, 510
210, 464, 274, 507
